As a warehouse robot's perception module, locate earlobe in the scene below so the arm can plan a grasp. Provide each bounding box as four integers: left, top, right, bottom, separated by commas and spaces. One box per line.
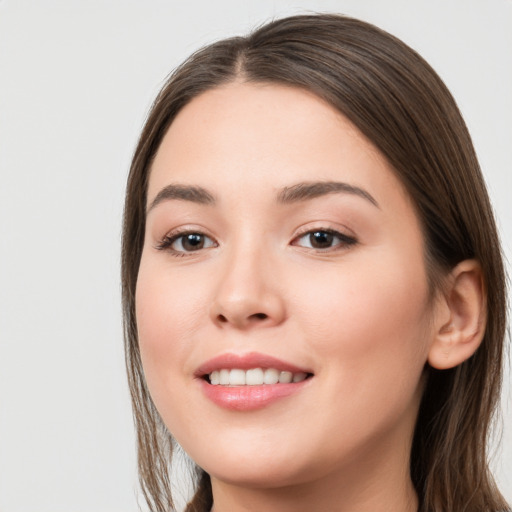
428, 260, 486, 370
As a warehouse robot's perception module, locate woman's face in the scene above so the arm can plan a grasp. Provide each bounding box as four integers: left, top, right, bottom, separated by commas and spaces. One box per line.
136, 83, 439, 488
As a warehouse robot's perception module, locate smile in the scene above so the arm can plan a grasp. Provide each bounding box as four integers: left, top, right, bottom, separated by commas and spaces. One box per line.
208, 368, 309, 386
196, 352, 313, 410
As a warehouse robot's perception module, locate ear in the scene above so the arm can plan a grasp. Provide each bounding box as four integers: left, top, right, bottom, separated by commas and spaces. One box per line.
428, 260, 486, 370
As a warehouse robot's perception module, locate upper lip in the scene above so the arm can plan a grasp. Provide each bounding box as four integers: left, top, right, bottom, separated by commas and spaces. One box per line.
194, 352, 312, 377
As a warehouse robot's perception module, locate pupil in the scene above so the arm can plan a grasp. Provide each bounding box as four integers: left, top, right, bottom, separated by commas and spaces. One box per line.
183, 234, 204, 250
311, 231, 333, 248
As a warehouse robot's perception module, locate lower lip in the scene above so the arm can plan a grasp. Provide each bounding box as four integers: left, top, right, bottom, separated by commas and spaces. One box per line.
199, 379, 310, 411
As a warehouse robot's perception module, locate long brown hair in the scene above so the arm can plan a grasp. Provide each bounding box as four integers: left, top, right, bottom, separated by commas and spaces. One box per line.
122, 14, 509, 512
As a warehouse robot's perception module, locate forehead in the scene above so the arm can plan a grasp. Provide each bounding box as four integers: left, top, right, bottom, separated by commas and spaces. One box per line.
148, 82, 409, 210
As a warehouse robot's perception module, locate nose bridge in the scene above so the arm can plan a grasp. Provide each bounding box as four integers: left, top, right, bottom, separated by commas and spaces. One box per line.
210, 232, 285, 328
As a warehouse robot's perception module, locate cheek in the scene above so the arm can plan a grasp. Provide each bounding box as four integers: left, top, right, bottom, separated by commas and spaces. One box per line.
293, 250, 432, 385
289, 257, 432, 455
135, 257, 205, 395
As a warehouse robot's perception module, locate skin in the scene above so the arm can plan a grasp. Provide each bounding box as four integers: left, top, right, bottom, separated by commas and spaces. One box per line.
136, 82, 453, 512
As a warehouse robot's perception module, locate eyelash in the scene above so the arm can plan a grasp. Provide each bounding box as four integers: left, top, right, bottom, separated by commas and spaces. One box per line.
155, 229, 218, 256
291, 228, 357, 252
155, 227, 357, 256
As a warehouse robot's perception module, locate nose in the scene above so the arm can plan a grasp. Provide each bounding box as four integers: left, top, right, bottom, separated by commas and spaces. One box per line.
209, 247, 286, 330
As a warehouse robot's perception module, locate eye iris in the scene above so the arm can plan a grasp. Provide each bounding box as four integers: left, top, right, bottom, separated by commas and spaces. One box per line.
182, 233, 204, 251
310, 231, 333, 248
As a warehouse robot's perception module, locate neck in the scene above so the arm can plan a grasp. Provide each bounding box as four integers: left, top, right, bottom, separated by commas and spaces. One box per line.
211, 480, 417, 512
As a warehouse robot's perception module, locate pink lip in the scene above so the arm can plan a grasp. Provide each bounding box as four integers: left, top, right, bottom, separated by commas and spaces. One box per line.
194, 352, 311, 376
195, 352, 313, 411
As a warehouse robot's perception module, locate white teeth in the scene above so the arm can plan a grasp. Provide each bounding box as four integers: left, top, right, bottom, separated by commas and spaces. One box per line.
263, 368, 279, 384
219, 369, 230, 385
208, 368, 310, 386
229, 369, 246, 385
246, 368, 264, 385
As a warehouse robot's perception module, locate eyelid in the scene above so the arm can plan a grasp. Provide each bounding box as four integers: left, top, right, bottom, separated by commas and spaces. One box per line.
290, 225, 358, 251
152, 223, 357, 255
154, 226, 218, 254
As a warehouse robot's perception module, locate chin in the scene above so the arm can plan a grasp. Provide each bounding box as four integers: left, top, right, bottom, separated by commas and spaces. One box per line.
179, 434, 312, 489
205, 459, 317, 490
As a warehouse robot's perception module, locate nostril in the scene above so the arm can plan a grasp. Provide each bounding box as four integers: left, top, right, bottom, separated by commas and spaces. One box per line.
214, 311, 271, 326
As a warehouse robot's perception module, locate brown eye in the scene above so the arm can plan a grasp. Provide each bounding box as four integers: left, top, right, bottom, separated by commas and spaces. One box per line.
309, 231, 334, 249
159, 232, 217, 253
178, 233, 206, 251
293, 229, 356, 251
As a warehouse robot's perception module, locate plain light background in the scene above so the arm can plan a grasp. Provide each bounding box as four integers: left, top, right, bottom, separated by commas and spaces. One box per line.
0, 1, 510, 511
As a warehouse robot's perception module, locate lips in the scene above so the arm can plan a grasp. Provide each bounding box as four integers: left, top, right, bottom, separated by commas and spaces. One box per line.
196, 352, 313, 411
195, 352, 311, 375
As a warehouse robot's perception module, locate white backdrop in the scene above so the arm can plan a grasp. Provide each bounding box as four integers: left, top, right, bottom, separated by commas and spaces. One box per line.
0, 1, 510, 511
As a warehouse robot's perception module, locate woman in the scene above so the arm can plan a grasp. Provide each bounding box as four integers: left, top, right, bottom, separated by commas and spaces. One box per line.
122, 14, 510, 512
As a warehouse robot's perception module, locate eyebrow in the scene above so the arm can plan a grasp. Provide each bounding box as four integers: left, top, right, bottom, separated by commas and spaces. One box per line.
147, 184, 216, 214
147, 179, 379, 215
277, 181, 379, 208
